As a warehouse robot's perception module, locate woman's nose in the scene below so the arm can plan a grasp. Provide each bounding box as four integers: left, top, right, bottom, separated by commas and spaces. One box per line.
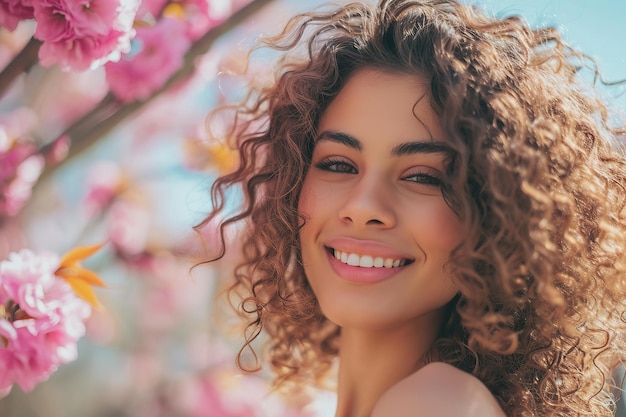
337, 176, 396, 229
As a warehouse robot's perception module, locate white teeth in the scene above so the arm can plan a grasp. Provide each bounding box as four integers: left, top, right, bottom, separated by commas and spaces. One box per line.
359, 256, 374, 267
332, 249, 406, 269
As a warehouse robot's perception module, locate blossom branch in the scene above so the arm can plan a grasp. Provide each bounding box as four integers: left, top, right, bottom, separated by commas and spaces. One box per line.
0, 38, 42, 99
38, 0, 276, 177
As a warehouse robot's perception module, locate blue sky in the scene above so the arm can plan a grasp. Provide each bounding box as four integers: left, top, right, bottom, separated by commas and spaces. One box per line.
469, 0, 626, 110
469, 0, 625, 77
278, 0, 626, 111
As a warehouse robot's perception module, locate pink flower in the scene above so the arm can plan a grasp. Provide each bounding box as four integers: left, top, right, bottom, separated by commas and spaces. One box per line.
33, 0, 139, 71
0, 114, 44, 217
107, 198, 151, 256
136, 0, 228, 40
169, 0, 233, 40
136, 0, 167, 19
0, 0, 34, 31
0, 152, 44, 217
174, 0, 214, 41
0, 107, 37, 141
174, 372, 313, 417
83, 161, 125, 216
0, 250, 91, 395
105, 17, 191, 102
175, 375, 235, 417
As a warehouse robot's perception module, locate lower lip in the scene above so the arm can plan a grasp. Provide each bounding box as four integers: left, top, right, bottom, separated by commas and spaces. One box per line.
326, 250, 407, 284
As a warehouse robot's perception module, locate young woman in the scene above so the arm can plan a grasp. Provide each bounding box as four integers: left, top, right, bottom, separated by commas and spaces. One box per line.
200, 1, 626, 416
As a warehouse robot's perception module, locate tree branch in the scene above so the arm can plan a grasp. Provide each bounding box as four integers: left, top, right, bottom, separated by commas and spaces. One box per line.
0, 38, 42, 99
39, 0, 277, 176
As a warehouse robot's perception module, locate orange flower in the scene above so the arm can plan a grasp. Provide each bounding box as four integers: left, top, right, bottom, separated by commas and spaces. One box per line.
207, 142, 238, 174
54, 243, 106, 308
183, 138, 239, 174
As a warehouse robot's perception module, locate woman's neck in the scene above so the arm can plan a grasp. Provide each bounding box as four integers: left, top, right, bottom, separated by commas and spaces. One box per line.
333, 310, 445, 417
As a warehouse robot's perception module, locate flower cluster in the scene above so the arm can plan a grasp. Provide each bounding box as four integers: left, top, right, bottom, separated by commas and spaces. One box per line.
0, 245, 104, 397
0, 0, 237, 102
0, 0, 312, 414
105, 16, 191, 102
0, 0, 34, 31
0, 108, 43, 217
104, 0, 232, 103
0, 0, 143, 71
32, 0, 140, 71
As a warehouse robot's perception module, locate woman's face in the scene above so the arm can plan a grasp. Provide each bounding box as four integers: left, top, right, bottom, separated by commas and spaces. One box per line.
298, 69, 464, 331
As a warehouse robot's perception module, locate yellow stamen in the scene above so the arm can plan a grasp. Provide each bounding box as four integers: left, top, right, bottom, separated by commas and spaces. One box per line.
163, 3, 185, 19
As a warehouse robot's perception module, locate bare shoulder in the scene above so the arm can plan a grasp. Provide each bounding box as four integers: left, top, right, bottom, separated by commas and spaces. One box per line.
370, 362, 506, 417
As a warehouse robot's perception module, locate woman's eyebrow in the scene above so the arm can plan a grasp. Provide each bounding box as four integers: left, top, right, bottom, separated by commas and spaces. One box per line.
316, 130, 362, 150
316, 130, 454, 158
391, 141, 455, 158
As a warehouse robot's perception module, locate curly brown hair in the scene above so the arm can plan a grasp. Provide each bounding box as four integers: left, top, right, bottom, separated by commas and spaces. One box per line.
198, 1, 626, 416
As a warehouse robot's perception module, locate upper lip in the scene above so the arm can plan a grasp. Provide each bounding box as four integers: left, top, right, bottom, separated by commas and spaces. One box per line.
324, 237, 415, 262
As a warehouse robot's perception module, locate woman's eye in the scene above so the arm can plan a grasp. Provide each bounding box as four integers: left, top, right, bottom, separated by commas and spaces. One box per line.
315, 159, 357, 174
403, 172, 442, 186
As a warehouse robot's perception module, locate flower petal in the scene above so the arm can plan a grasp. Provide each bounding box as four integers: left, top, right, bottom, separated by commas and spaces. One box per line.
62, 276, 101, 308
58, 242, 106, 267
55, 266, 106, 287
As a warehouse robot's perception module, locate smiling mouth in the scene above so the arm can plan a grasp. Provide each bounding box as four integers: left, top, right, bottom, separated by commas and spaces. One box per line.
328, 247, 414, 268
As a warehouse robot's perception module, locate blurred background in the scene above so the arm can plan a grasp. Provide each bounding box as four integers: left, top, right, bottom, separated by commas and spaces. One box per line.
0, 0, 624, 416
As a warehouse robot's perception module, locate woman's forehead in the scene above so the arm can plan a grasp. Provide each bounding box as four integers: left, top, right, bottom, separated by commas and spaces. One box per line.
317, 69, 447, 146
